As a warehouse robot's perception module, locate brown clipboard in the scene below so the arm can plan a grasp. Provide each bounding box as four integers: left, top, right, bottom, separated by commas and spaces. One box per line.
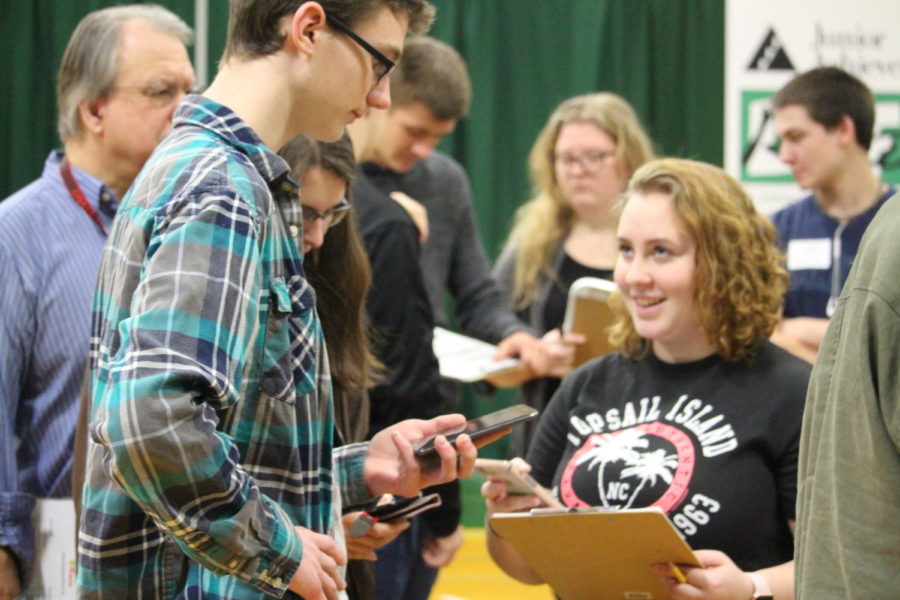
489, 507, 699, 600
562, 277, 618, 368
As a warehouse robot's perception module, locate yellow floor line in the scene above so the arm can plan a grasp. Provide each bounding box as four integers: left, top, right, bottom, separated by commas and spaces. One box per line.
428, 528, 553, 600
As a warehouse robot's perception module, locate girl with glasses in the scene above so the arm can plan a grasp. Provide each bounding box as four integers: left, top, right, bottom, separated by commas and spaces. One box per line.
278, 133, 404, 600
493, 93, 656, 457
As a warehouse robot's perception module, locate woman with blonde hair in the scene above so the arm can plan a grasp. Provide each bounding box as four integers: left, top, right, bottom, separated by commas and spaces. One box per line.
493, 92, 655, 455
485, 159, 810, 600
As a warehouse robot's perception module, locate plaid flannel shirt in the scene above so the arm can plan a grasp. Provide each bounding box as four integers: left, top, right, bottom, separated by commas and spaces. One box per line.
77, 96, 369, 599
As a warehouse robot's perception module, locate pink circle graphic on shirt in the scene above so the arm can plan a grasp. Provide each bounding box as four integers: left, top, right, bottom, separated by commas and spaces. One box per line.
559, 422, 694, 513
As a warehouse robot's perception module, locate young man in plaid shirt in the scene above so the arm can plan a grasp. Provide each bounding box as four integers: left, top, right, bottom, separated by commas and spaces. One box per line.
76, 2, 481, 598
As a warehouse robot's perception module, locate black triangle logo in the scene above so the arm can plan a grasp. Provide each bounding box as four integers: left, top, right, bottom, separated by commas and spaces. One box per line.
747, 28, 795, 71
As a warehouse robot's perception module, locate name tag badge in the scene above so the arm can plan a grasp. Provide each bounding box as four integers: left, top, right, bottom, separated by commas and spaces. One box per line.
786, 238, 831, 271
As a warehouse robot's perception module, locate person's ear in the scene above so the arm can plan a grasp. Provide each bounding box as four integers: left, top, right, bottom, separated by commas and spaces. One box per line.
836, 114, 858, 148
78, 97, 107, 135
286, 1, 328, 57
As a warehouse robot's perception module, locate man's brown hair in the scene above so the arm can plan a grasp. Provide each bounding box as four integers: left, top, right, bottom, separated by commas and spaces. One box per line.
389, 35, 471, 121
772, 66, 875, 151
222, 0, 435, 62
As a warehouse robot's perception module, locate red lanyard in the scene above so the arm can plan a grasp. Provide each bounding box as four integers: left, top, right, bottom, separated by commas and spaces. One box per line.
59, 158, 107, 236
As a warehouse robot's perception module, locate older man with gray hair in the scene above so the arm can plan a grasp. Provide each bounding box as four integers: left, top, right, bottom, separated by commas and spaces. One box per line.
0, 5, 194, 597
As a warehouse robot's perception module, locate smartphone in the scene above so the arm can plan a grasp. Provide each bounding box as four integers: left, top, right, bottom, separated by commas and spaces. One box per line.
349, 493, 442, 537
412, 404, 538, 459
367, 492, 442, 523
474, 458, 563, 508
562, 277, 618, 367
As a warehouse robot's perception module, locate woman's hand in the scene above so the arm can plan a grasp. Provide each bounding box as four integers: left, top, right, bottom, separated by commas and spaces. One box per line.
480, 458, 544, 517
539, 328, 587, 378
342, 511, 410, 561
652, 550, 754, 600
480, 461, 545, 585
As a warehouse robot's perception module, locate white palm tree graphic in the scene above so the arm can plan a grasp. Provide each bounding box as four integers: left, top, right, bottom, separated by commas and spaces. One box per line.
619, 448, 678, 508
576, 429, 650, 507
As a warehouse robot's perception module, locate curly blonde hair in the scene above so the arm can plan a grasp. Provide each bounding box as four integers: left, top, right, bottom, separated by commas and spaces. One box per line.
503, 93, 654, 309
608, 158, 788, 362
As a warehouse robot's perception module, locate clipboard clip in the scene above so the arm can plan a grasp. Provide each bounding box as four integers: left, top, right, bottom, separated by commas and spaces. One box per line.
529, 506, 617, 515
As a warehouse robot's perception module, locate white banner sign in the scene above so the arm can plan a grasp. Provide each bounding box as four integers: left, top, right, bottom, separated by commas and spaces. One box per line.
725, 0, 900, 214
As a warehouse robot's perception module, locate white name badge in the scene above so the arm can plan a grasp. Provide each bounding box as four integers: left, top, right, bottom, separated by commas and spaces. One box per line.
786, 238, 831, 271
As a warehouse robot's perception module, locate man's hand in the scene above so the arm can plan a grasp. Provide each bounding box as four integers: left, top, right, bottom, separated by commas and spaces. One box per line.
364, 415, 478, 498
342, 511, 410, 561
0, 547, 22, 600
421, 525, 465, 568
287, 527, 347, 600
390, 191, 429, 243
494, 331, 552, 377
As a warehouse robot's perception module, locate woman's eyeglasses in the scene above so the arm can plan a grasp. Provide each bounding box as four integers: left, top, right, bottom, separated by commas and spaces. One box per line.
301, 197, 351, 229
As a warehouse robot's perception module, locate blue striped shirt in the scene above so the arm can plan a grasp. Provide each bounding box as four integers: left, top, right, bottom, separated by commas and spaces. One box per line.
0, 151, 117, 580
77, 96, 370, 599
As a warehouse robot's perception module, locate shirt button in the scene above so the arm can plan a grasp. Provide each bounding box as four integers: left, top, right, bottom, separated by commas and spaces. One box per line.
289, 225, 300, 237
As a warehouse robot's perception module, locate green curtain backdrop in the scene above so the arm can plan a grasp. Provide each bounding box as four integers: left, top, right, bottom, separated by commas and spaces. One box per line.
0, 0, 723, 524
1, 0, 724, 232
427, 0, 724, 257
0, 0, 227, 199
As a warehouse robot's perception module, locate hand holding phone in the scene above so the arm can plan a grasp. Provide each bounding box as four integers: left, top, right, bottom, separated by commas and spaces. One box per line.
350, 493, 442, 538
365, 413, 477, 498
412, 404, 538, 461
475, 457, 563, 508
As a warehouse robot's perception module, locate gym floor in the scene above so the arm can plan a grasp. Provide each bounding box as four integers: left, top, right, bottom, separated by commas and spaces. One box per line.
428, 528, 552, 600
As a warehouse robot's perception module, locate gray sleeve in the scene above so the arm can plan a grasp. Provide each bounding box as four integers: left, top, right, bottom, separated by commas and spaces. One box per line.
443, 168, 534, 343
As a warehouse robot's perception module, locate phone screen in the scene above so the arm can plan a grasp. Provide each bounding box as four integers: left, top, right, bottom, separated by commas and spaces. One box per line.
413, 404, 538, 458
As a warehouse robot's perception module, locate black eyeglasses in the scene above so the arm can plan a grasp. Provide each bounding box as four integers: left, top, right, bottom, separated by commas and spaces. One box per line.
326, 14, 396, 85
301, 197, 351, 228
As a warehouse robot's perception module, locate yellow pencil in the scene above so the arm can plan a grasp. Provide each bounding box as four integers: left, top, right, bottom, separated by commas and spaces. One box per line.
668, 561, 687, 584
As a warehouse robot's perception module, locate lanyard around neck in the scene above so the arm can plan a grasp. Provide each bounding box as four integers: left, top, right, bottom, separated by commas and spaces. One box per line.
59, 158, 107, 236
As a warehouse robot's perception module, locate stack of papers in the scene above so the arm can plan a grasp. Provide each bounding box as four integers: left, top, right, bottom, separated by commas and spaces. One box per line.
432, 327, 520, 382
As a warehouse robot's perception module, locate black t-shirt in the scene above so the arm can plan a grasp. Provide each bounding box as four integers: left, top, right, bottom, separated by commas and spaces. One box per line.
527, 342, 811, 570
542, 252, 613, 334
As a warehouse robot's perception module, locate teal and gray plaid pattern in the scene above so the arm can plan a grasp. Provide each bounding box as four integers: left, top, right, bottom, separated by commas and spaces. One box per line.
77, 96, 369, 599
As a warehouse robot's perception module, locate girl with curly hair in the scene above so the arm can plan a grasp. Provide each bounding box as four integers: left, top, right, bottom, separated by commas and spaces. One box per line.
485, 159, 811, 600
